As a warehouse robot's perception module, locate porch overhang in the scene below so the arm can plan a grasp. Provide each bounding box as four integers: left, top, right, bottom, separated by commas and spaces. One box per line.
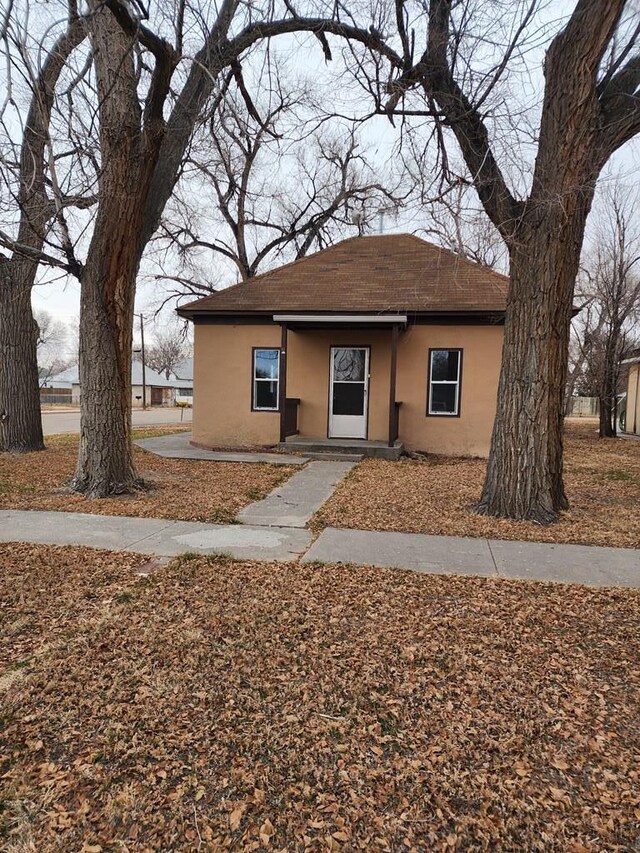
273, 313, 407, 329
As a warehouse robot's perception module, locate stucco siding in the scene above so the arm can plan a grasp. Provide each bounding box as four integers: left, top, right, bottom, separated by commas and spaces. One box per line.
192, 321, 503, 456
626, 364, 640, 435
396, 324, 503, 457
193, 324, 281, 447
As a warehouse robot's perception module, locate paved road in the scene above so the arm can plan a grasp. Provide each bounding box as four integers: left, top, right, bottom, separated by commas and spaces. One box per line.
42, 408, 192, 436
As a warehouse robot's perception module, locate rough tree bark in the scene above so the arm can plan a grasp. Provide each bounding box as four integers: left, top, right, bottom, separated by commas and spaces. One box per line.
0, 263, 43, 451
474, 0, 614, 521
479, 201, 594, 520
0, 15, 85, 453
71, 1, 174, 495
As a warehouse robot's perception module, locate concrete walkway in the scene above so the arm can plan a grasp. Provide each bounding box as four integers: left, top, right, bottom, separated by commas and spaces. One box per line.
236, 460, 355, 527
0, 510, 311, 561
135, 432, 306, 465
0, 510, 638, 588
302, 527, 640, 588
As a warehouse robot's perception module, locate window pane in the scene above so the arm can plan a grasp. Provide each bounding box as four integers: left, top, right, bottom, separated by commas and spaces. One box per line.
255, 349, 279, 380
333, 348, 365, 382
431, 350, 459, 382
430, 383, 457, 414
333, 381, 365, 416
255, 380, 278, 409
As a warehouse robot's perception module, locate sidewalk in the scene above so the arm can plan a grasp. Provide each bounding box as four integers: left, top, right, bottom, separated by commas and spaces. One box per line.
0, 509, 638, 588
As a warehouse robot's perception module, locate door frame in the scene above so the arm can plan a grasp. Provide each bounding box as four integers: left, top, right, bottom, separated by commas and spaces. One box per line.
327, 345, 371, 439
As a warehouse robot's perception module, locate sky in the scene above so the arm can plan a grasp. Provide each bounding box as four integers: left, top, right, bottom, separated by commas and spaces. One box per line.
7, 1, 640, 334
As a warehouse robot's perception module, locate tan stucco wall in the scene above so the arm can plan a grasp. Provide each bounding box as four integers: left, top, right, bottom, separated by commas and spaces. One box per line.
626, 364, 640, 435
192, 321, 504, 456
395, 324, 503, 456
193, 324, 281, 446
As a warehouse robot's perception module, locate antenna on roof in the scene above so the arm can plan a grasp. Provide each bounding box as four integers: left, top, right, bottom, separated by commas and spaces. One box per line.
351, 210, 365, 236
377, 205, 397, 234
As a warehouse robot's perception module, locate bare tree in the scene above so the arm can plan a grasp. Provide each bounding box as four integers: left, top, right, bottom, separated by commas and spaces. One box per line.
144, 325, 191, 379
34, 309, 74, 382
154, 75, 402, 302
334, 0, 640, 521
413, 182, 506, 270
576, 188, 640, 436
59, 0, 401, 496
0, 2, 87, 452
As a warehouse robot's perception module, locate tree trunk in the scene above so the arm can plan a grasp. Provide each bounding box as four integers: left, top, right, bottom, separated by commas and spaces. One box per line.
70, 256, 139, 496
478, 214, 590, 523
599, 396, 615, 437
0, 263, 45, 452
70, 0, 146, 496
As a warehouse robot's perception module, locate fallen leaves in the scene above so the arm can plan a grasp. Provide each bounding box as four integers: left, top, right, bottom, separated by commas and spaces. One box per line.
312, 421, 640, 548
0, 429, 293, 523
2, 544, 640, 850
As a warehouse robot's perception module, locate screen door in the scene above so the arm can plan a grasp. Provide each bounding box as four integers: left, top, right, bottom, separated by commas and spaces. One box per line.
329, 347, 369, 438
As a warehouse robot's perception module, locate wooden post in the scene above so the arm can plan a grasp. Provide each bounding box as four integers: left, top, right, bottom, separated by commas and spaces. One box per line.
279, 323, 288, 443
388, 323, 399, 447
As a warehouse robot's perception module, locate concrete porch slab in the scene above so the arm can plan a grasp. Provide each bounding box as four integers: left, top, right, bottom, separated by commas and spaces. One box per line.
134, 432, 307, 465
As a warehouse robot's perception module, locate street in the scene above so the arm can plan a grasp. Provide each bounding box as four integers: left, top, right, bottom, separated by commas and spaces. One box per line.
41, 407, 192, 436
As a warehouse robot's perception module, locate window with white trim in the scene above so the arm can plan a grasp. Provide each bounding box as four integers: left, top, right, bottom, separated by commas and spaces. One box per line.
428, 349, 461, 416
253, 348, 280, 411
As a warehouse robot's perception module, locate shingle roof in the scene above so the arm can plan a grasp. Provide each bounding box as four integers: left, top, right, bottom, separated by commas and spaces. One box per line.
178, 234, 508, 316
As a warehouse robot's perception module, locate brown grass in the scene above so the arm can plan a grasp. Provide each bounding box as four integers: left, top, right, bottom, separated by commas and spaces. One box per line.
0, 428, 292, 524
1, 544, 639, 851
312, 421, 640, 548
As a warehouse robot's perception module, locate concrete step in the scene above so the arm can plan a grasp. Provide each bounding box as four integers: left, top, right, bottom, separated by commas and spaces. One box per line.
302, 451, 364, 462
281, 440, 403, 461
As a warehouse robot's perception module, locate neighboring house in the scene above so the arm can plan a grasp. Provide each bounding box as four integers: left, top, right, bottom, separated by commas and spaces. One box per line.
622, 351, 640, 435
177, 234, 509, 457
170, 358, 194, 405
48, 362, 188, 408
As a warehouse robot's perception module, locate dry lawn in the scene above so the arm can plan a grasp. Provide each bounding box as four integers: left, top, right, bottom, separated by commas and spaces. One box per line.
313, 422, 640, 548
2, 543, 640, 851
0, 429, 292, 524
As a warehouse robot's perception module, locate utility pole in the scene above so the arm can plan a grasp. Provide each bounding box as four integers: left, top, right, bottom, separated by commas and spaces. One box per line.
139, 314, 147, 410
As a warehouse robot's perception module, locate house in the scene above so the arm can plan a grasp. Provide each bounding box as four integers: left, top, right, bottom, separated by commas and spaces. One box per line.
177, 234, 509, 457
48, 362, 189, 408
622, 350, 640, 435
169, 358, 194, 405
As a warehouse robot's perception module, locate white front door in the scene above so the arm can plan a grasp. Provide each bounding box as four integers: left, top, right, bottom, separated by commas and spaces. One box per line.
329, 347, 369, 439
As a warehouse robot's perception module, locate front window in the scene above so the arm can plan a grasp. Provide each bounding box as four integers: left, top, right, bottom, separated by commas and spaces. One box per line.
253, 348, 280, 411
428, 349, 461, 416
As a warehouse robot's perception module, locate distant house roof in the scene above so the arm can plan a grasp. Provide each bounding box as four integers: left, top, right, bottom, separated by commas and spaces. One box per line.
177, 234, 508, 318
49, 362, 183, 388
171, 357, 193, 381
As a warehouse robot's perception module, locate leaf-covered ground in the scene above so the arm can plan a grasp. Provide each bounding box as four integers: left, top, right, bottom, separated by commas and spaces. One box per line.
313, 422, 640, 548
0, 429, 292, 524
2, 544, 639, 851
